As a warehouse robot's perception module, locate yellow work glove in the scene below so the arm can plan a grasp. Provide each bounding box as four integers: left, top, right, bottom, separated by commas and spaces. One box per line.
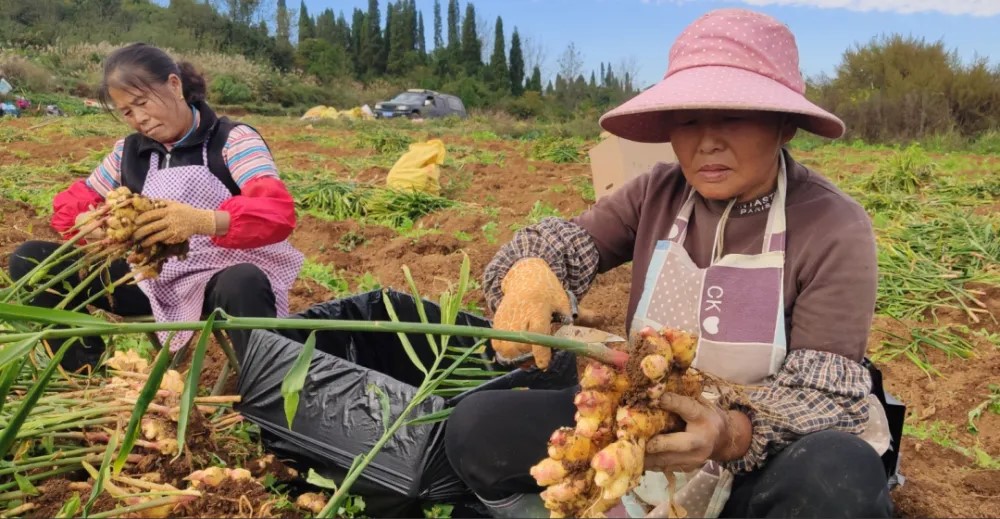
133, 201, 218, 247
491, 258, 573, 370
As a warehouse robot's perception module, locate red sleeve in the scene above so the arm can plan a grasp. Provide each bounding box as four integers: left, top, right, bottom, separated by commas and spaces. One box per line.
212, 176, 297, 249
51, 180, 105, 239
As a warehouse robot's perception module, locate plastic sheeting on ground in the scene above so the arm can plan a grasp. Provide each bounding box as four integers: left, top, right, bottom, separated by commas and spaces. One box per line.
235, 289, 579, 517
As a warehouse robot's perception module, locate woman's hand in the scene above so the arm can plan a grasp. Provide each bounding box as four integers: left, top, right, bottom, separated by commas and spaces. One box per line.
133, 201, 225, 247
644, 394, 752, 473
75, 206, 106, 242
491, 258, 572, 369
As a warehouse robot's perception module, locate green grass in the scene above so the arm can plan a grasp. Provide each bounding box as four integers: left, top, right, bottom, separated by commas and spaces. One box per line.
353, 127, 413, 155
510, 201, 563, 231
861, 145, 936, 195
14, 92, 104, 117
337, 231, 366, 253
530, 136, 585, 163
571, 176, 596, 202
480, 221, 500, 244
299, 260, 350, 296
871, 325, 977, 377
831, 145, 1000, 349
904, 420, 1000, 469
354, 272, 381, 293
289, 177, 458, 232
967, 384, 1000, 434
108, 334, 156, 361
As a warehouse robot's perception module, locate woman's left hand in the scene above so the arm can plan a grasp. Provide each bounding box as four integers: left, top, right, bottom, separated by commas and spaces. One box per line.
134, 201, 219, 247
644, 394, 749, 473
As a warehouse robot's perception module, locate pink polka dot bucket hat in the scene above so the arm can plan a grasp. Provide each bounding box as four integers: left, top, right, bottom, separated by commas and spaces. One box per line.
599, 8, 845, 142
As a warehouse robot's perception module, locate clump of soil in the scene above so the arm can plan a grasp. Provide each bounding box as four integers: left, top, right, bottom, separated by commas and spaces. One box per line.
173, 479, 297, 519
132, 411, 224, 487
24, 479, 117, 518
247, 455, 299, 483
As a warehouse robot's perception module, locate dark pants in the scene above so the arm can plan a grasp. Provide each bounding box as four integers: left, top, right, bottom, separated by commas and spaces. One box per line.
444, 387, 893, 518
9, 240, 276, 371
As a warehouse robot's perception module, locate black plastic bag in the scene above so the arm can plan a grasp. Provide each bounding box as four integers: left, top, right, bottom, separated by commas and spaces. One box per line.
235, 289, 579, 516
862, 358, 907, 487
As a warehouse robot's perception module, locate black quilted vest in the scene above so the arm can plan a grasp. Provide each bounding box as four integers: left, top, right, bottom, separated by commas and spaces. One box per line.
119, 101, 246, 196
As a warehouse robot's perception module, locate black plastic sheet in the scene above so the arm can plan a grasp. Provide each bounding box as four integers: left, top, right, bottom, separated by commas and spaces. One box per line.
235, 289, 578, 516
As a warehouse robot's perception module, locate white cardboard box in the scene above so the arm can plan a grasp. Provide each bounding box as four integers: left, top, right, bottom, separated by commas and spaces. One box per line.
588, 133, 677, 200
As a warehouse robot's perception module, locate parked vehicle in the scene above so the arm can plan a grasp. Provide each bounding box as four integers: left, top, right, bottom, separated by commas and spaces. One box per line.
374, 89, 468, 120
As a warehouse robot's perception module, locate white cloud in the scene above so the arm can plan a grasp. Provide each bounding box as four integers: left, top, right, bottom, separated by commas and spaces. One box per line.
642, 0, 1000, 16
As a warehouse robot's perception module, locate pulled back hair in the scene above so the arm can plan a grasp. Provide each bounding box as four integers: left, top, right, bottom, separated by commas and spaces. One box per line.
98, 43, 207, 111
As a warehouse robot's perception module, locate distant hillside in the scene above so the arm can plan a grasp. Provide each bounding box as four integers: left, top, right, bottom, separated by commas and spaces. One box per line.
2, 1, 998, 142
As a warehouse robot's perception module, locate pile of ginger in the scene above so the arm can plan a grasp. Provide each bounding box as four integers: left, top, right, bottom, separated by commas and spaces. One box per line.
531, 328, 706, 518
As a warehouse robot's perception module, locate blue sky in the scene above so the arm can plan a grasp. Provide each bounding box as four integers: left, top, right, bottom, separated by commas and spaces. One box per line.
300, 0, 1000, 87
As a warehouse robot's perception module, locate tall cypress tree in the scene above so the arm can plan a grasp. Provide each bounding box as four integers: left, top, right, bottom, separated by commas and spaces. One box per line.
382, 2, 396, 74
460, 3, 480, 74
351, 8, 365, 75
407, 0, 418, 52
509, 28, 525, 96
337, 13, 351, 48
446, 0, 460, 52
276, 0, 290, 46
298, 0, 314, 42
529, 66, 543, 92
315, 9, 337, 44
433, 0, 443, 50
364, 0, 385, 75
417, 12, 426, 55
489, 17, 509, 93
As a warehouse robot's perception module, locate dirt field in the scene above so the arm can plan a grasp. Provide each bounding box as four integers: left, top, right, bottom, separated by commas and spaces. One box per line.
0, 114, 997, 517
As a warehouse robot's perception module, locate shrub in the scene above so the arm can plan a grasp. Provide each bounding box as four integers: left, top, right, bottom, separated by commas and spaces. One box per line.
271, 80, 332, 108
0, 54, 53, 93
209, 74, 253, 105
506, 91, 545, 119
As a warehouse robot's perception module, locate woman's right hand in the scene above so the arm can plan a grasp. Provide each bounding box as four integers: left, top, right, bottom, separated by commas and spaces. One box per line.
75, 207, 106, 242
491, 258, 573, 370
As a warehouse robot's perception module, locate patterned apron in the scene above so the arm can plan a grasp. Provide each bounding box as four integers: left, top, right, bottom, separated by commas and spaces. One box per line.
136, 139, 304, 351
620, 156, 891, 518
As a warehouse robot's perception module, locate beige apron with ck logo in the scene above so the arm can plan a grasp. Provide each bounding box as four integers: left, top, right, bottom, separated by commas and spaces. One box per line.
620, 156, 891, 518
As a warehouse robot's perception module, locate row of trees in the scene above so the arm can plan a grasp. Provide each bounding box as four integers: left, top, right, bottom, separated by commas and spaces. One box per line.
3, 1, 998, 138
1, 0, 640, 115
282, 0, 639, 111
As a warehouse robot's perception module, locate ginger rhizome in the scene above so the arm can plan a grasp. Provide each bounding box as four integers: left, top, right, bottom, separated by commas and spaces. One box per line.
86, 187, 189, 280
530, 328, 703, 518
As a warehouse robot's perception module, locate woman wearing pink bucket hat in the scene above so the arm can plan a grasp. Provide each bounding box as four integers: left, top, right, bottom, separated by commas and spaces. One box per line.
444, 8, 896, 519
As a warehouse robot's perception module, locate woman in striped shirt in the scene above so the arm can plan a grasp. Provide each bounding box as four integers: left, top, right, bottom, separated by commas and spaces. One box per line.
9, 43, 304, 372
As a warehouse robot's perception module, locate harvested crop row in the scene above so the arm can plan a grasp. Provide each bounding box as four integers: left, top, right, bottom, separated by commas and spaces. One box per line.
531, 328, 704, 518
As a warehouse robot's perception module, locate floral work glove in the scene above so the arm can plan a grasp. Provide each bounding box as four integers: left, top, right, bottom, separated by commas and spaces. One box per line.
491, 258, 573, 369
133, 201, 218, 247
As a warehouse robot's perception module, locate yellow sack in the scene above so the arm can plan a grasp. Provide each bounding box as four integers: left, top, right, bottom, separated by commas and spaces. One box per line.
301, 105, 328, 120
386, 139, 446, 195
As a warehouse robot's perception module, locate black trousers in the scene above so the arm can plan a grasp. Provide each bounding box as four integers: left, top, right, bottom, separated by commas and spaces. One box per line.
9, 240, 277, 371
444, 387, 894, 518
